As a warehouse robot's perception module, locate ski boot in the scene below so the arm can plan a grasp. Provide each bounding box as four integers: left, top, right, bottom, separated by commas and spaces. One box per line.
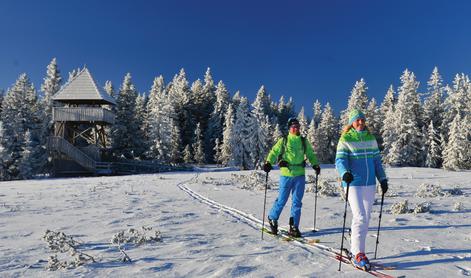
351, 252, 371, 271
288, 217, 302, 238
268, 217, 278, 235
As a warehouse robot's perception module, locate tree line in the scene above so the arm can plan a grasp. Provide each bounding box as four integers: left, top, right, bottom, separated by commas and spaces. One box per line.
1, 59, 470, 181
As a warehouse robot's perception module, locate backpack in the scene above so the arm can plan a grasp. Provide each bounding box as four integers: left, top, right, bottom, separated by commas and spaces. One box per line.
277, 135, 307, 167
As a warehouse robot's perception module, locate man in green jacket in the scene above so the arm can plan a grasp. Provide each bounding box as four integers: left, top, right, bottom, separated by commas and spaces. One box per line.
263, 117, 320, 237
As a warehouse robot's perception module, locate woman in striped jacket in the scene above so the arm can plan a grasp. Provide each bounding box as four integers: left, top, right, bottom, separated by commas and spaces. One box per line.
335, 109, 388, 270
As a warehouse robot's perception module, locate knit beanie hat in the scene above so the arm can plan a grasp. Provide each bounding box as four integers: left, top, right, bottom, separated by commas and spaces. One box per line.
348, 109, 366, 125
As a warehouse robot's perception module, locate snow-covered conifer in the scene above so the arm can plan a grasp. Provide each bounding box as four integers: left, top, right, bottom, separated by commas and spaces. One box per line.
41, 58, 62, 129
232, 91, 241, 113
272, 122, 283, 145
297, 106, 309, 137
423, 67, 444, 132
213, 138, 222, 164
169, 119, 182, 164
443, 114, 466, 170
424, 121, 442, 168
312, 100, 322, 128
341, 78, 369, 125
168, 69, 193, 149
104, 80, 115, 98
19, 130, 34, 179
220, 104, 235, 165
183, 144, 193, 164
441, 74, 470, 141
232, 97, 255, 169
112, 73, 142, 159
316, 103, 338, 163
251, 115, 270, 169
192, 123, 205, 165
206, 80, 230, 162
1, 74, 41, 179
385, 70, 423, 166
365, 98, 381, 139
307, 119, 320, 156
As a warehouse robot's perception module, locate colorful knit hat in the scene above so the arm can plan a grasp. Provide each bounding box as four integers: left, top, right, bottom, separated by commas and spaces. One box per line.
348, 109, 366, 125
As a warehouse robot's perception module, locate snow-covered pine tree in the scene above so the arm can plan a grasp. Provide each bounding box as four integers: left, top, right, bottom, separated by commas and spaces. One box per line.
134, 93, 147, 158
183, 144, 193, 164
232, 91, 241, 113
19, 129, 34, 179
168, 69, 194, 151
146, 76, 166, 160
340, 78, 369, 125
365, 98, 382, 139
312, 99, 322, 129
316, 103, 339, 163
297, 106, 309, 137
380, 85, 397, 159
277, 96, 296, 133
213, 137, 222, 164
112, 73, 143, 159
220, 104, 235, 166
205, 80, 230, 163
251, 115, 270, 169
441, 74, 470, 142
169, 118, 182, 164
424, 120, 442, 168
307, 118, 320, 157
67, 68, 81, 82
272, 122, 283, 145
423, 67, 444, 133
1, 74, 42, 179
232, 97, 256, 169
443, 114, 466, 170
41, 58, 62, 131
104, 80, 115, 98
385, 70, 424, 166
192, 122, 205, 165
0, 121, 7, 180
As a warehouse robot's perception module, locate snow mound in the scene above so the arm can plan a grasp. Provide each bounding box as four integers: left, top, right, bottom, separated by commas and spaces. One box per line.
391, 200, 409, 214
413, 202, 431, 213
453, 202, 464, 211
231, 171, 276, 190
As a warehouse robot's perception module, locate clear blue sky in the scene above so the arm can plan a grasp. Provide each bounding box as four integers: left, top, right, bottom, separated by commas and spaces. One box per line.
1, 0, 470, 115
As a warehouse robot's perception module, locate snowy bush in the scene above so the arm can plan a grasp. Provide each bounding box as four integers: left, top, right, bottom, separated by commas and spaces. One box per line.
306, 175, 317, 184
415, 183, 447, 198
453, 202, 464, 211
201, 176, 234, 186
231, 171, 276, 190
413, 202, 431, 214
42, 230, 95, 270
306, 179, 339, 197
111, 226, 162, 262
111, 226, 162, 246
390, 200, 410, 214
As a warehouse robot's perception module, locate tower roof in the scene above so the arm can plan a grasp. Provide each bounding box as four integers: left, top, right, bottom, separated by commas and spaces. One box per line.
53, 67, 116, 105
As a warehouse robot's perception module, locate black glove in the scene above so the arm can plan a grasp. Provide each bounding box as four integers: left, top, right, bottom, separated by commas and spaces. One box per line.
342, 172, 354, 184
263, 162, 272, 173
278, 160, 288, 168
312, 165, 321, 175
380, 179, 388, 194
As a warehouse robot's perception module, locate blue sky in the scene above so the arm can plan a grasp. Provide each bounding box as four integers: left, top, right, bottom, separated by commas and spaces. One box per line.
1, 0, 470, 115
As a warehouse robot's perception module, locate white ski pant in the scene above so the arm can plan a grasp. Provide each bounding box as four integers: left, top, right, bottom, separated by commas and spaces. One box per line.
345, 185, 376, 256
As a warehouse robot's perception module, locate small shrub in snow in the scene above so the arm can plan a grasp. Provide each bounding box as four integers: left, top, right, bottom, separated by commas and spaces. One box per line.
111, 226, 162, 246
415, 183, 447, 198
231, 171, 276, 190
413, 202, 431, 214
306, 175, 316, 184
306, 179, 339, 197
391, 200, 410, 214
453, 202, 464, 211
42, 230, 95, 270
111, 226, 162, 262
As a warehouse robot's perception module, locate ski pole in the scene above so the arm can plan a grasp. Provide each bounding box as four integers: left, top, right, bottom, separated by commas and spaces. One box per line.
374, 192, 385, 259
338, 181, 351, 271
313, 173, 319, 232
261, 171, 269, 240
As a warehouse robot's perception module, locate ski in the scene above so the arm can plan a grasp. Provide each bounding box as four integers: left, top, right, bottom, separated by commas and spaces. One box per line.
261, 227, 320, 243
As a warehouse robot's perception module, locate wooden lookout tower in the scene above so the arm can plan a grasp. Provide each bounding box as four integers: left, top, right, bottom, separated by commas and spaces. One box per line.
49, 67, 116, 176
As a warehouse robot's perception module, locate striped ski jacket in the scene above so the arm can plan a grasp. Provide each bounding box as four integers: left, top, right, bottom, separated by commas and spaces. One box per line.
335, 128, 387, 187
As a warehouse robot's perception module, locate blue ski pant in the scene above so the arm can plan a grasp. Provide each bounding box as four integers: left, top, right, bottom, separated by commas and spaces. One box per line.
268, 175, 306, 227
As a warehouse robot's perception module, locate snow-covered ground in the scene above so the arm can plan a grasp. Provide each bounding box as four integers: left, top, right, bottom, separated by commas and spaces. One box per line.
1, 166, 470, 277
